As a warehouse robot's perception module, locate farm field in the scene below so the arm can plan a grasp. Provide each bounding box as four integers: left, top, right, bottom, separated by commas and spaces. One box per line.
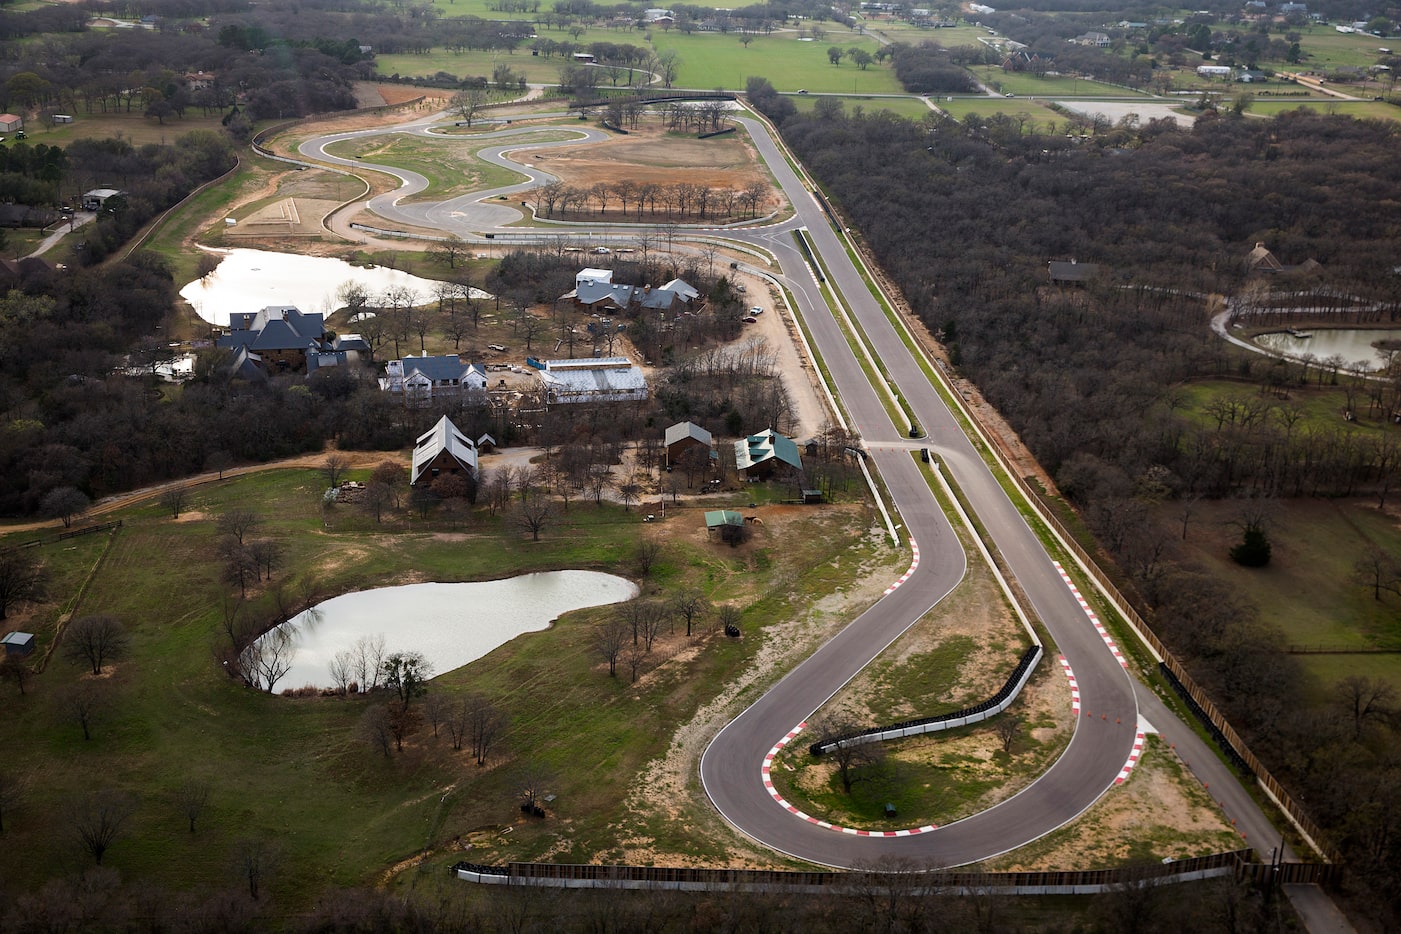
11, 111, 233, 148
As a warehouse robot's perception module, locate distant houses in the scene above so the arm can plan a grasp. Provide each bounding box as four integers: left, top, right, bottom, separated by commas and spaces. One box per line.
563, 267, 701, 315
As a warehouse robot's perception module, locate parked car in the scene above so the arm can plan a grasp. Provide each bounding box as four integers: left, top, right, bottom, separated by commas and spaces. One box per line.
742, 316, 758, 323
488, 344, 507, 352
749, 306, 764, 316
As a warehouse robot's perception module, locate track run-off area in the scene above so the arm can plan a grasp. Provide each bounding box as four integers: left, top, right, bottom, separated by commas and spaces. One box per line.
293, 105, 1290, 870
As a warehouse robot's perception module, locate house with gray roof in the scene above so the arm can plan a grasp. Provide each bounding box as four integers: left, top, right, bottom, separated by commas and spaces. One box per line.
665, 421, 715, 467
563, 268, 701, 315
536, 357, 648, 404
381, 355, 487, 404
217, 305, 369, 377
734, 429, 803, 479
410, 415, 479, 487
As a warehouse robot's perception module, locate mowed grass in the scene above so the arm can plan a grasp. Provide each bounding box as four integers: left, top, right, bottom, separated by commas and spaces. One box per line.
1249, 99, 1401, 120
652, 31, 899, 92
790, 94, 936, 120
0, 466, 896, 902
934, 96, 1062, 126
15, 110, 234, 148
969, 66, 1143, 98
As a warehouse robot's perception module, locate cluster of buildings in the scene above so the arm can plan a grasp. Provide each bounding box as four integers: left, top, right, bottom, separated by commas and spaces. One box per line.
216, 305, 370, 380
563, 268, 700, 316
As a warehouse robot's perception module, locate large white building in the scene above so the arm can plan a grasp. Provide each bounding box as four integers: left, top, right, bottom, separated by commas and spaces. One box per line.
535, 357, 648, 404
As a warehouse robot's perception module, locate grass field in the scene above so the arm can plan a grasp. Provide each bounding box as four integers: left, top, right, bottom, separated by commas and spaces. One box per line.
14, 111, 233, 149
934, 96, 1061, 126
968, 66, 1143, 98
0, 465, 901, 903
1249, 98, 1400, 119
651, 31, 898, 93
790, 94, 935, 120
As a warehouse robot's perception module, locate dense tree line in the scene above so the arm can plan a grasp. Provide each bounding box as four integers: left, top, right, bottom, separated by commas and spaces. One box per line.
890, 41, 979, 94
779, 103, 1401, 925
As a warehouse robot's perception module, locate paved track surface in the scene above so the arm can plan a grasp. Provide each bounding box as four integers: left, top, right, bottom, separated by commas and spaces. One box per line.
294, 108, 1299, 872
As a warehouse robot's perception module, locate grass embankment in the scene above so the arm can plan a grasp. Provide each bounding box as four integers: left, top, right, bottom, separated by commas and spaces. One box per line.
0, 465, 895, 905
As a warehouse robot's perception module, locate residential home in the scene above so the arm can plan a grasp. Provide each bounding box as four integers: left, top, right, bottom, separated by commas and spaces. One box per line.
536, 357, 648, 404
380, 354, 487, 403
734, 429, 803, 479
216, 305, 368, 378
1073, 31, 1112, 46
410, 415, 479, 486
82, 189, 125, 211
665, 420, 715, 467
564, 268, 701, 315
1247, 242, 1284, 272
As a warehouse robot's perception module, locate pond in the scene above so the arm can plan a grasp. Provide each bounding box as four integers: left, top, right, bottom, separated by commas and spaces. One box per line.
261, 571, 637, 691
178, 248, 491, 327
1253, 328, 1401, 372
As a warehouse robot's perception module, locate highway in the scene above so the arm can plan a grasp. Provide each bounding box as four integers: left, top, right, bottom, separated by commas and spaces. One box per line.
294, 107, 1290, 870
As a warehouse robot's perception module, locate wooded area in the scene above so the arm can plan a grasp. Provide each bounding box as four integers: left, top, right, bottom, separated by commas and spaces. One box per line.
774, 102, 1401, 927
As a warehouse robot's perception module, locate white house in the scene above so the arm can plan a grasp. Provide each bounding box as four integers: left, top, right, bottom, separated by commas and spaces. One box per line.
1197, 65, 1233, 77
380, 355, 487, 404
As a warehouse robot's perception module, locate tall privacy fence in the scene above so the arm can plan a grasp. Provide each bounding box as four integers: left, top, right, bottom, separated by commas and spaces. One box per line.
453, 849, 1336, 894
810, 645, 1042, 755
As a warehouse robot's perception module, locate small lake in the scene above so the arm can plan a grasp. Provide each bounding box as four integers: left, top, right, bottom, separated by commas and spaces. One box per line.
178, 249, 491, 327
264, 571, 637, 691
1253, 328, 1401, 372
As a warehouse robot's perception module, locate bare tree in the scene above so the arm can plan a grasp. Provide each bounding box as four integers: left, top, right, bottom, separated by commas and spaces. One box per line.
42, 486, 90, 528
633, 539, 662, 577
386, 698, 420, 751
217, 509, 262, 546
1, 654, 33, 695
993, 714, 1022, 754
62, 684, 107, 740
70, 788, 136, 864
623, 641, 649, 683
231, 836, 279, 900
160, 487, 187, 519
205, 450, 234, 479
238, 627, 295, 693
64, 615, 129, 675
320, 453, 351, 490
328, 650, 355, 695
468, 694, 506, 766
422, 691, 447, 739
1353, 546, 1401, 601
594, 617, 628, 677
1335, 675, 1396, 739
0, 548, 45, 620
815, 718, 885, 794
672, 591, 708, 638
511, 489, 554, 541
363, 481, 393, 523
716, 603, 742, 635
359, 704, 394, 757
174, 780, 210, 833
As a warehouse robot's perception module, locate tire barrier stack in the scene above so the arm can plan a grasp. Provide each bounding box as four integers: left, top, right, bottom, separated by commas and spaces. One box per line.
809, 644, 1042, 756
1160, 662, 1251, 774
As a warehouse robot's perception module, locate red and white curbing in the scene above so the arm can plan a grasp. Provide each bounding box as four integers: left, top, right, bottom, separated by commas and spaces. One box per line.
1059, 655, 1080, 715
1115, 730, 1147, 784
882, 538, 920, 596
761, 722, 939, 837
1052, 562, 1128, 669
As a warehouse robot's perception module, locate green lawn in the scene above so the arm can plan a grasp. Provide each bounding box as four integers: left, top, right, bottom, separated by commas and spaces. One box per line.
791, 94, 936, 120
968, 66, 1144, 98
652, 30, 899, 93
0, 466, 898, 902
934, 96, 1061, 126
1249, 99, 1401, 120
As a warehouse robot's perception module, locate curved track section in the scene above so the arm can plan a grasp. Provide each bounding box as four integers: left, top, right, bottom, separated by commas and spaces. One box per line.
297, 110, 1142, 868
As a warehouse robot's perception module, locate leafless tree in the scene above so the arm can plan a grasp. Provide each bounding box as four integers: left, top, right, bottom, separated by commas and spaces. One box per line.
246, 539, 283, 581
624, 641, 649, 683
238, 627, 295, 693
993, 713, 1022, 754
328, 650, 354, 696
70, 788, 136, 864
42, 486, 90, 528
1335, 675, 1396, 739
422, 691, 447, 739
716, 603, 742, 635
1, 654, 33, 695
633, 539, 662, 577
511, 489, 554, 541
672, 590, 708, 637
231, 836, 279, 900
320, 453, 352, 489
64, 615, 129, 675
217, 508, 262, 546
468, 694, 506, 765
1352, 546, 1401, 601
595, 617, 628, 677
370, 461, 406, 508
386, 698, 420, 751
160, 487, 187, 518
353, 634, 386, 691
363, 481, 393, 523
359, 704, 394, 757
0, 548, 45, 620
815, 717, 885, 794
174, 779, 210, 833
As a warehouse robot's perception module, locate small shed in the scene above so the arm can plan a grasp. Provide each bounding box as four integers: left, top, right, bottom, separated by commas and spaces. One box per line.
476, 433, 497, 454
1, 631, 36, 657
801, 488, 824, 504
705, 509, 746, 543
0, 114, 21, 133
